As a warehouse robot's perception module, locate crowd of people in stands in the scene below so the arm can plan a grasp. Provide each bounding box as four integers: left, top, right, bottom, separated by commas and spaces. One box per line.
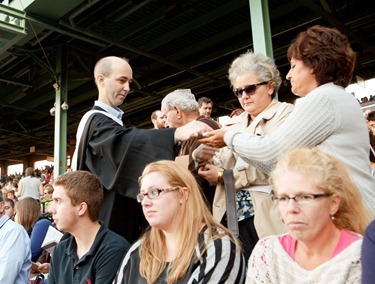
360, 95, 375, 104
2, 24, 375, 284
0, 166, 56, 283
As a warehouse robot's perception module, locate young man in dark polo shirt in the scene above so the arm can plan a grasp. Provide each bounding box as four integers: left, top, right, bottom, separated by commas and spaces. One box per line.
48, 171, 130, 283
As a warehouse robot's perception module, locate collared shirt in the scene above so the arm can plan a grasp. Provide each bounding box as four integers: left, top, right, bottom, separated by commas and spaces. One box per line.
94, 101, 124, 120
0, 214, 31, 284
48, 222, 130, 284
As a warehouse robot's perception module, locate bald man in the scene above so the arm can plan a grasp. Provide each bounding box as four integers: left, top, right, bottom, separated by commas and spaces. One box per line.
73, 56, 211, 242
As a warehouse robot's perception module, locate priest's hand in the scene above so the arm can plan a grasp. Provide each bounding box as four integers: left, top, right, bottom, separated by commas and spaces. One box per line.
198, 129, 227, 148
175, 121, 213, 142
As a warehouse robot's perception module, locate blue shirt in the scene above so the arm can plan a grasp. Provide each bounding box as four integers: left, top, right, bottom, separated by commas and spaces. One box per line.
94, 101, 124, 120
362, 219, 375, 284
30, 218, 53, 262
0, 214, 31, 284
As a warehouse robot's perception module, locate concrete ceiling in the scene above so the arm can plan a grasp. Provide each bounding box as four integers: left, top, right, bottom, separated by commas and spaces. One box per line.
0, 0, 374, 163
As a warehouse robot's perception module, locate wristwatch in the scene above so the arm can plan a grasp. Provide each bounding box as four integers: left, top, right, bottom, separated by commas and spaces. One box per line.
217, 167, 225, 185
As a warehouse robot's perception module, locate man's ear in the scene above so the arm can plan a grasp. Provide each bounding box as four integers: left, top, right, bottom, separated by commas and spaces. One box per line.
174, 106, 182, 119
96, 74, 105, 87
77, 202, 88, 217
0, 201, 4, 214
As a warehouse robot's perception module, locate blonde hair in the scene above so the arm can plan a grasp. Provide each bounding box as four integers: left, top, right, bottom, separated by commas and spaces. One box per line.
44, 184, 54, 194
138, 160, 239, 284
271, 148, 371, 234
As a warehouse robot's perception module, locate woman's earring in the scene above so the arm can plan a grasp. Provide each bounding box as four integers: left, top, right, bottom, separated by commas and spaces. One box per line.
331, 215, 335, 220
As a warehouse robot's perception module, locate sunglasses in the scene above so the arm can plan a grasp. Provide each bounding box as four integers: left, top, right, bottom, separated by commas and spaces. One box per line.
233, 81, 269, 97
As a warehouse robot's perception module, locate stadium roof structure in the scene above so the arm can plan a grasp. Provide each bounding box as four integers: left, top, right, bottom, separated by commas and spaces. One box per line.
0, 0, 374, 166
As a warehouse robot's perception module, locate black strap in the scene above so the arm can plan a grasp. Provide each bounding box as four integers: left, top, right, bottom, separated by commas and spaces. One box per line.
223, 169, 239, 237
0, 218, 10, 230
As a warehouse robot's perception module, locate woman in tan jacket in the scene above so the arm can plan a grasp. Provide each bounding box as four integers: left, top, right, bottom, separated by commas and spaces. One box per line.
197, 51, 294, 261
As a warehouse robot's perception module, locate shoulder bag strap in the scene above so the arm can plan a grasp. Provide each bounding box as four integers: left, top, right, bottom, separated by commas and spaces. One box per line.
223, 169, 239, 237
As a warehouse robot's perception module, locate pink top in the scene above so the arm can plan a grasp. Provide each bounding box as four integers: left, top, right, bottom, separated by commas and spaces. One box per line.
279, 230, 360, 260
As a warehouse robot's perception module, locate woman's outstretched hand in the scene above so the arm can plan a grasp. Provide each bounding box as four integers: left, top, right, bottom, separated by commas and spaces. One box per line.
198, 129, 227, 148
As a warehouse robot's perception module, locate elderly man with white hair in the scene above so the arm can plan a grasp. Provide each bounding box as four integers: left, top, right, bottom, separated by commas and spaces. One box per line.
161, 89, 220, 207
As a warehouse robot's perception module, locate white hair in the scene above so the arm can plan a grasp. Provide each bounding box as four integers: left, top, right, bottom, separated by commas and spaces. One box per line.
161, 89, 199, 114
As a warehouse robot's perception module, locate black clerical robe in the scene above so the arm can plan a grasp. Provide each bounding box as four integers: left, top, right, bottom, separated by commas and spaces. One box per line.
76, 106, 177, 242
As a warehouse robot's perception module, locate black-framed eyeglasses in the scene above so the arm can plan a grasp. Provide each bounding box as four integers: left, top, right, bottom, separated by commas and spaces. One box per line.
271, 193, 332, 206
233, 81, 269, 98
136, 187, 180, 203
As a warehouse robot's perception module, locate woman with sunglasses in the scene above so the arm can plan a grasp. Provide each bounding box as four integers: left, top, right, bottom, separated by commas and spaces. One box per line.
246, 148, 371, 283
198, 25, 375, 215
197, 51, 294, 262
114, 160, 245, 284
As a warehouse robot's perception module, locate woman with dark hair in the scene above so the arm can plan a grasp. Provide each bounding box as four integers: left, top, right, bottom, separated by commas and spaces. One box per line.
199, 25, 375, 215
15, 197, 52, 262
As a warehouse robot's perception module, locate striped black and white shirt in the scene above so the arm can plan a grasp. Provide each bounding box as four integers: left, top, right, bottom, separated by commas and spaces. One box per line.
114, 227, 245, 283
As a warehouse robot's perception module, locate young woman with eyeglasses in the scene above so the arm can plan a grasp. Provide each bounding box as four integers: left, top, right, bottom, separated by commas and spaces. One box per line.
246, 148, 371, 283
114, 160, 245, 284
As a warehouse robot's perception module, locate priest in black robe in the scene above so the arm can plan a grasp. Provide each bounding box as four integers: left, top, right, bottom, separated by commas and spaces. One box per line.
72, 56, 211, 242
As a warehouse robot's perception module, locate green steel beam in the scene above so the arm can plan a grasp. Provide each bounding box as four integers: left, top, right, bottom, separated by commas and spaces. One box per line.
249, 0, 273, 57
249, 0, 275, 98
53, 46, 68, 176
0, 3, 27, 34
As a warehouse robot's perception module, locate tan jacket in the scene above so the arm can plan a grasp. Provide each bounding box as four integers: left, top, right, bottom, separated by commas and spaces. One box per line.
212, 100, 294, 238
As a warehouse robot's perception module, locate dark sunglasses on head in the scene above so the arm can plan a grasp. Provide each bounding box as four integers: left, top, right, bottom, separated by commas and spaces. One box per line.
233, 81, 269, 97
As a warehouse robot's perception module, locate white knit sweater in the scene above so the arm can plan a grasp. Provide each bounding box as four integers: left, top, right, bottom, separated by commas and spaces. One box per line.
246, 235, 362, 284
224, 83, 375, 215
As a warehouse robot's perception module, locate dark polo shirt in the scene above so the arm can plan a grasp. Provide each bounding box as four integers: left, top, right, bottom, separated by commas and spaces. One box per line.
48, 222, 130, 284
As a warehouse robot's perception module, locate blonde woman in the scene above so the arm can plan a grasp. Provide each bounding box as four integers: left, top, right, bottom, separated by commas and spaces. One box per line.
40, 184, 54, 214
114, 160, 245, 283
246, 148, 371, 283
